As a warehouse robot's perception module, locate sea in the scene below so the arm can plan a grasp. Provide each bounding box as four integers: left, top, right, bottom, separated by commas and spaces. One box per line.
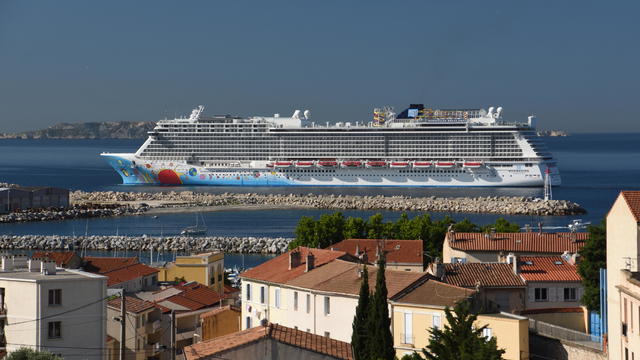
1, 134, 638, 267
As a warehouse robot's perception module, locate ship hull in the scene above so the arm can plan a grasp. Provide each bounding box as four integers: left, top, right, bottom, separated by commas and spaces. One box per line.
102, 154, 561, 187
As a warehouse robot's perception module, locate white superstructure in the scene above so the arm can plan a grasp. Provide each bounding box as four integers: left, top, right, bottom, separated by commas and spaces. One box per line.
101, 104, 561, 187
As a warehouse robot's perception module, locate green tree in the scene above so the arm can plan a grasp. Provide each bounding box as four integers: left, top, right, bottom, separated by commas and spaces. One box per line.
578, 220, 606, 312
423, 301, 505, 360
366, 213, 386, 239
316, 212, 345, 248
351, 265, 370, 360
290, 216, 317, 249
6, 348, 63, 360
400, 353, 423, 360
367, 257, 395, 360
481, 217, 520, 233
454, 218, 480, 232
344, 216, 367, 239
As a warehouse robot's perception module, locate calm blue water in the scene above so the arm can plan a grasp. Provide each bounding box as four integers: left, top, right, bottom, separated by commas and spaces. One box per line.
1, 134, 639, 245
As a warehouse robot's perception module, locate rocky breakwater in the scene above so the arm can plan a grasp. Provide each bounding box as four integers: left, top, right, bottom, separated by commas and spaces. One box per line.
0, 235, 292, 254
0, 204, 145, 224
71, 190, 586, 216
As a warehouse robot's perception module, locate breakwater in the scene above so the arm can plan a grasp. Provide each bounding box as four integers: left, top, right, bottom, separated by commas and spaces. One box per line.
71, 190, 586, 216
0, 235, 293, 254
0, 204, 144, 224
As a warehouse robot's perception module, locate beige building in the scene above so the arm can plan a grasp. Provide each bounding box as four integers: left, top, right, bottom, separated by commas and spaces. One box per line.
607, 191, 640, 360
154, 252, 224, 293
240, 247, 428, 342
442, 231, 587, 264
0, 256, 107, 359
390, 277, 529, 360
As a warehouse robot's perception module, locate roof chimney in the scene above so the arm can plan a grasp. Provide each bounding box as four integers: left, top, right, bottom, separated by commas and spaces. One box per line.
28, 259, 41, 272
289, 250, 301, 270
355, 244, 360, 256
41, 260, 56, 275
428, 257, 445, 279
305, 252, 315, 272
1, 256, 13, 271
507, 253, 519, 275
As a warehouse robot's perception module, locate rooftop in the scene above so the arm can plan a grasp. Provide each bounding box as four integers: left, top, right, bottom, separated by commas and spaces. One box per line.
621, 191, 640, 222
102, 263, 159, 286
391, 277, 476, 307
443, 263, 526, 288
183, 323, 353, 360
287, 259, 428, 298
156, 282, 222, 311
447, 232, 587, 254
32, 251, 79, 267
108, 296, 156, 314
83, 257, 139, 274
0, 267, 106, 282
240, 247, 349, 284
328, 239, 423, 265
518, 256, 582, 282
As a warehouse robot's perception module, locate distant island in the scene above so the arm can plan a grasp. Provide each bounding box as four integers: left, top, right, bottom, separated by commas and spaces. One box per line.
0, 121, 156, 139
537, 130, 568, 137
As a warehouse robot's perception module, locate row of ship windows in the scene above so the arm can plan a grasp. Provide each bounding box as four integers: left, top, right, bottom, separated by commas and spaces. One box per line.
154, 135, 518, 141
141, 152, 524, 157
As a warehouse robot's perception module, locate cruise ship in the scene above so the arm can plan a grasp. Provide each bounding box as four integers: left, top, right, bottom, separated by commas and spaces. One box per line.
101, 104, 561, 187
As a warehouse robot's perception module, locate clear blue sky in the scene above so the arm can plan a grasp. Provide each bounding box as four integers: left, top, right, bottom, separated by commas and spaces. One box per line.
0, 0, 638, 133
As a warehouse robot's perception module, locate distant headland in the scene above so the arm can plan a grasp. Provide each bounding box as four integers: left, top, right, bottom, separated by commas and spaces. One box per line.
537, 130, 568, 137
0, 121, 155, 139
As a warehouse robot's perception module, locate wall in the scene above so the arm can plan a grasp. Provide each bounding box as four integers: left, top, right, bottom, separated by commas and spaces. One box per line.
529, 333, 606, 360
527, 312, 586, 332
606, 194, 640, 360
157, 253, 224, 292
524, 282, 583, 311
201, 308, 240, 341
387, 263, 424, 272
478, 288, 525, 313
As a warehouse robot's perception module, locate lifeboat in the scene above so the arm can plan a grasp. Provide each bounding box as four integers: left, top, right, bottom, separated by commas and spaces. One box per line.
462, 161, 483, 169
266, 163, 274, 168
435, 161, 456, 169
295, 161, 315, 168
317, 160, 338, 167
366, 161, 387, 168
341, 160, 362, 168
412, 161, 432, 168
389, 161, 409, 168
274, 161, 293, 168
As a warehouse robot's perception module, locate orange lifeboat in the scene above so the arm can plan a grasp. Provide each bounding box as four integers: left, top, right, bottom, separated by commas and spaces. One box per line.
295, 161, 315, 168
435, 161, 456, 168
366, 161, 387, 168
342, 160, 362, 168
274, 161, 293, 168
317, 160, 338, 167
389, 161, 409, 168
462, 161, 483, 169
412, 161, 432, 168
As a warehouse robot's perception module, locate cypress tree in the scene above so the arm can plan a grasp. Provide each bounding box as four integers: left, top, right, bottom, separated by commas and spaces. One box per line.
351, 265, 370, 360
368, 256, 395, 360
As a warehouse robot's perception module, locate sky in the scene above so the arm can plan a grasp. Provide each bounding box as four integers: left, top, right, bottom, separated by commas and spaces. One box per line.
0, 1, 638, 133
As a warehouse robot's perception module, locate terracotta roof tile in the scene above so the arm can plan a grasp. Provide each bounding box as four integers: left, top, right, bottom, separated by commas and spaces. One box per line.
32, 251, 79, 267
444, 263, 526, 288
103, 263, 159, 286
183, 323, 353, 360
328, 239, 423, 265
447, 232, 587, 254
392, 278, 476, 307
83, 257, 139, 274
240, 247, 348, 284
621, 191, 640, 222
287, 259, 428, 298
518, 256, 582, 282
107, 296, 156, 314
160, 282, 223, 310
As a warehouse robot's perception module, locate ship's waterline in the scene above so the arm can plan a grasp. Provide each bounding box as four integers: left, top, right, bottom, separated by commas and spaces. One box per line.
101, 104, 561, 187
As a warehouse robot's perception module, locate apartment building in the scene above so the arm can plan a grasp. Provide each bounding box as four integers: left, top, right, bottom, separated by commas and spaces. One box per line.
442, 231, 587, 263
240, 247, 428, 342
154, 252, 224, 293
607, 191, 640, 360
0, 256, 107, 359
328, 239, 425, 272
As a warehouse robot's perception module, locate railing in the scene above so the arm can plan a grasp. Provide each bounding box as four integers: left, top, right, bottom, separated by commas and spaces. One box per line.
529, 319, 603, 351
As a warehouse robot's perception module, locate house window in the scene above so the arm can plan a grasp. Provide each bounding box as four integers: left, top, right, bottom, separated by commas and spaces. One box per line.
563, 288, 577, 301
294, 292, 298, 311
404, 313, 413, 344
48, 321, 61, 339
245, 283, 252, 301
433, 315, 441, 330
48, 289, 61, 306
482, 328, 492, 340
275, 288, 281, 309
324, 297, 330, 315
324, 331, 330, 338
306, 294, 311, 313
534, 288, 548, 302
245, 316, 252, 329
260, 286, 266, 304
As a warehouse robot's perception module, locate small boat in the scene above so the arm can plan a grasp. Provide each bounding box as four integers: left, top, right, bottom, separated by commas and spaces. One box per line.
366, 161, 387, 168
295, 161, 315, 167
435, 161, 456, 169
274, 161, 293, 168
181, 213, 207, 236
341, 160, 362, 168
412, 161, 433, 168
389, 161, 409, 168
317, 160, 338, 167
463, 161, 483, 169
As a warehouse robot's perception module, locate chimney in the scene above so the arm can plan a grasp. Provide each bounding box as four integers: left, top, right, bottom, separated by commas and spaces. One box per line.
13, 255, 28, 269
428, 257, 445, 279
289, 250, 301, 270
28, 259, 42, 272
355, 244, 360, 256
41, 260, 56, 275
497, 251, 506, 263
506, 253, 519, 275
570, 253, 580, 265
305, 252, 315, 272
1, 256, 13, 271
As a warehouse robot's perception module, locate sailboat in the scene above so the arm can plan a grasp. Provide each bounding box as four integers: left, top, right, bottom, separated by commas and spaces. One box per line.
181, 212, 208, 236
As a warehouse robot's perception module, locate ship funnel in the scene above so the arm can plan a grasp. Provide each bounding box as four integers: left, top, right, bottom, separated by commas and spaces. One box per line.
495, 107, 503, 118
292, 110, 301, 119
487, 107, 494, 118
303, 110, 311, 120
528, 115, 537, 128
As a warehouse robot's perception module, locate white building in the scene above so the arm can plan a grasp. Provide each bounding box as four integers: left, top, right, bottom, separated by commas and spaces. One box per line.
239, 247, 428, 342
0, 255, 107, 359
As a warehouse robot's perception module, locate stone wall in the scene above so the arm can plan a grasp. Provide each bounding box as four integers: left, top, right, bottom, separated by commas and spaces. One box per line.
529, 334, 606, 360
